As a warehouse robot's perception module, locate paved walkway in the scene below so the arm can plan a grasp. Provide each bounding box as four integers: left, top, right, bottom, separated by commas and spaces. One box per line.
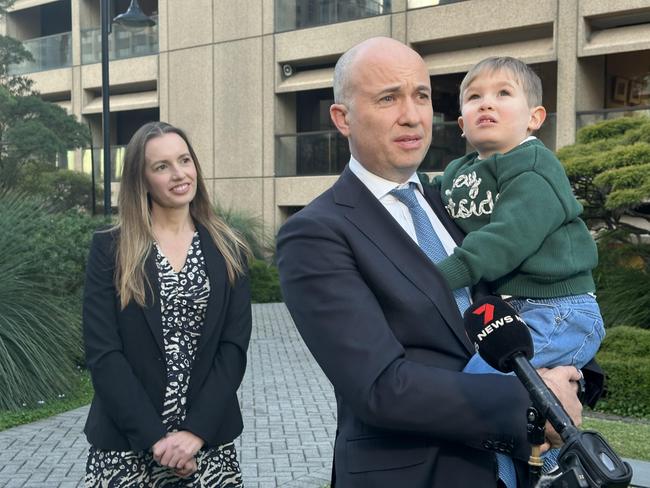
0, 304, 336, 488
0, 303, 648, 487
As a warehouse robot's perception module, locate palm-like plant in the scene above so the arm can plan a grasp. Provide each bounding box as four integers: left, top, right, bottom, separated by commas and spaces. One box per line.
0, 189, 82, 409
213, 201, 272, 260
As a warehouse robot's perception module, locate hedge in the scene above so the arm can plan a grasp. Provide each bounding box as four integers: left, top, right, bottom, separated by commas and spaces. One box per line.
594, 326, 650, 418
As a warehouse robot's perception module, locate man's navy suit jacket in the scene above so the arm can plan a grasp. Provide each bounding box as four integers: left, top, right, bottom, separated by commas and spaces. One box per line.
277, 166, 533, 487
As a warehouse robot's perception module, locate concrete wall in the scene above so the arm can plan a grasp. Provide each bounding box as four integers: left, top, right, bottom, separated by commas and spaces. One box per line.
4, 0, 650, 232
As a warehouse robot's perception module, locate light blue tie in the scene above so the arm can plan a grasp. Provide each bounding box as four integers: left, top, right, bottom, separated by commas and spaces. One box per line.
390, 184, 517, 488
390, 183, 471, 315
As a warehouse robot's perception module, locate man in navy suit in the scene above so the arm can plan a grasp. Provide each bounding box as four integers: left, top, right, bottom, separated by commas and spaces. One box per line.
277, 37, 584, 487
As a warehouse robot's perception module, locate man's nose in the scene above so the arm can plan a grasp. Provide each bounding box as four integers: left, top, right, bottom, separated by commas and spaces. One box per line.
398, 97, 421, 126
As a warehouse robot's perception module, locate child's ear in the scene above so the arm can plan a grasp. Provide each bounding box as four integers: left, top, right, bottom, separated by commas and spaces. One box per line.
458, 116, 465, 137
528, 105, 546, 132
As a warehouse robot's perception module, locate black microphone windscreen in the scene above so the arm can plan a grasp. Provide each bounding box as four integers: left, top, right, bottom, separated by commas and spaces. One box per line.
463, 296, 534, 373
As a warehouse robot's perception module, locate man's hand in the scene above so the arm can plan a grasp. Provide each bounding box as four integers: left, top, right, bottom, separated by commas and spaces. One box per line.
152, 431, 205, 469
537, 366, 582, 450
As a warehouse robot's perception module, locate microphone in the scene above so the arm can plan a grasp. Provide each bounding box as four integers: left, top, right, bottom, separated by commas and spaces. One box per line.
463, 296, 577, 439
464, 296, 633, 487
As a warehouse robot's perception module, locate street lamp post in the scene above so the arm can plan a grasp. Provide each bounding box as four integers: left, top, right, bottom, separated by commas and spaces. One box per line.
100, 0, 155, 216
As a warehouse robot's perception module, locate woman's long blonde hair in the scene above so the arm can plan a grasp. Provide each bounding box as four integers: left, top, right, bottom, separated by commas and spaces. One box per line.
113, 121, 251, 309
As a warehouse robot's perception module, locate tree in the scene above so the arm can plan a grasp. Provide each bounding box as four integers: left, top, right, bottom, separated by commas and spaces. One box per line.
557, 116, 650, 242
0, 0, 90, 187
558, 117, 650, 329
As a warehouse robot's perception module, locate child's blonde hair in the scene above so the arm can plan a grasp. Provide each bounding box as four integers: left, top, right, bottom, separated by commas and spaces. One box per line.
459, 56, 543, 108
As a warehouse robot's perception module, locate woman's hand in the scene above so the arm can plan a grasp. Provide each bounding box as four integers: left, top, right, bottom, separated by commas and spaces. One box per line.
152, 431, 205, 469
174, 457, 198, 478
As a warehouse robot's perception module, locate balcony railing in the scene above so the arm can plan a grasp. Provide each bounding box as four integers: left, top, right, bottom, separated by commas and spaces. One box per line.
8, 31, 72, 75
81, 145, 126, 182
81, 16, 158, 64
276, 130, 349, 176
275, 0, 391, 33
576, 106, 650, 131
276, 123, 468, 177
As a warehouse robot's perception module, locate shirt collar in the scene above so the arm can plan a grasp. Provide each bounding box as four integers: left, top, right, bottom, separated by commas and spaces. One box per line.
349, 156, 424, 200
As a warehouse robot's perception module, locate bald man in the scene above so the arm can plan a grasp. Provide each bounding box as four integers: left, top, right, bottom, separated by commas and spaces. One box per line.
277, 37, 586, 488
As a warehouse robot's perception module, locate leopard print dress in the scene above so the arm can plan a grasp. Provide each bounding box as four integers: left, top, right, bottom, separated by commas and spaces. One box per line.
85, 233, 243, 487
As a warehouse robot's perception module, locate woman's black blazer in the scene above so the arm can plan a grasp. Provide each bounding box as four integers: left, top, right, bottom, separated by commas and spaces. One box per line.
82, 223, 252, 452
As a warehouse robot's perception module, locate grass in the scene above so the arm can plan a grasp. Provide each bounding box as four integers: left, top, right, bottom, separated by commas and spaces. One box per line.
584, 414, 650, 461
0, 368, 93, 431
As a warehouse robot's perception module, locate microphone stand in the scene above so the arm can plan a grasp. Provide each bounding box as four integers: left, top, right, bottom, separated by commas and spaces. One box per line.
526, 406, 545, 488
510, 357, 632, 488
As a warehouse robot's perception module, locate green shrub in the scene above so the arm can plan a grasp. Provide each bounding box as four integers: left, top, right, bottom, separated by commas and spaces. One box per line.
25, 209, 107, 298
214, 202, 272, 260
0, 189, 84, 409
577, 117, 647, 144
249, 259, 282, 303
18, 167, 101, 213
595, 326, 650, 418
595, 242, 650, 329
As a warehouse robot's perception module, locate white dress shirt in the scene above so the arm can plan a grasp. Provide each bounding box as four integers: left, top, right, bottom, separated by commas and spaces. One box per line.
348, 156, 458, 256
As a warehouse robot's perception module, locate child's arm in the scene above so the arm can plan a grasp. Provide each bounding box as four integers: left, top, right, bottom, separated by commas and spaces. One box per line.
436, 169, 571, 290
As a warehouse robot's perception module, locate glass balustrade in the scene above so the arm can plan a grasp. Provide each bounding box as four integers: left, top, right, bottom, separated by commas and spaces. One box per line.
276, 123, 469, 176
81, 145, 126, 182
8, 31, 72, 75
576, 106, 650, 131
275, 0, 390, 32
81, 16, 158, 64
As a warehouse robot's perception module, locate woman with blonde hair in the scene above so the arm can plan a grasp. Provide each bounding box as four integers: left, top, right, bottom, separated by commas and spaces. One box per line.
83, 121, 251, 487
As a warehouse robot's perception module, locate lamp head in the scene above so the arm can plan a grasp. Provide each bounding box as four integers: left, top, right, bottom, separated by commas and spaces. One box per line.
113, 0, 156, 28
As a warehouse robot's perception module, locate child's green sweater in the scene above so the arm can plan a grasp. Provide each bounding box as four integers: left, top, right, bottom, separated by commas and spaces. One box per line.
431, 139, 597, 298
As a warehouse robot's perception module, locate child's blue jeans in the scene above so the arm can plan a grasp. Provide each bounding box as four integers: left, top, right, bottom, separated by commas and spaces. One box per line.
464, 293, 605, 373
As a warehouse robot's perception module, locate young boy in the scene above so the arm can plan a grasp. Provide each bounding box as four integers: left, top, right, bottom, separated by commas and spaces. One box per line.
430, 57, 605, 474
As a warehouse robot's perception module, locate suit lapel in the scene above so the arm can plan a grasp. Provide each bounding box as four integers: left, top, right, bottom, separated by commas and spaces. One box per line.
142, 247, 164, 354
335, 168, 473, 354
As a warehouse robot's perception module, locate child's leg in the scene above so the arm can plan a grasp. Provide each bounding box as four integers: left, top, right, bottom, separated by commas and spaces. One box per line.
510, 294, 605, 370
508, 294, 605, 473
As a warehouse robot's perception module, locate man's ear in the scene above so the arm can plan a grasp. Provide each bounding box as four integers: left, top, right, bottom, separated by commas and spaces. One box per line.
330, 103, 350, 137
458, 116, 465, 137
528, 105, 546, 132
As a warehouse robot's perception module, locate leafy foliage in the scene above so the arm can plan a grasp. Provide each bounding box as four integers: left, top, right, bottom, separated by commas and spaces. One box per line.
0, 4, 90, 187
595, 326, 650, 418
0, 189, 84, 409
213, 201, 272, 259
250, 259, 282, 303
593, 242, 650, 329
557, 116, 650, 241
18, 166, 100, 213
0, 86, 90, 187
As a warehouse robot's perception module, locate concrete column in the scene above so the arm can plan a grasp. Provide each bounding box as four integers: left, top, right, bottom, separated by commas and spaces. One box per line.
555, 0, 579, 148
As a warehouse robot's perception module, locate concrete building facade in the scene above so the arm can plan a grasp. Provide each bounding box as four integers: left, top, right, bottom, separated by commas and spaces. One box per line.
2, 0, 650, 231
